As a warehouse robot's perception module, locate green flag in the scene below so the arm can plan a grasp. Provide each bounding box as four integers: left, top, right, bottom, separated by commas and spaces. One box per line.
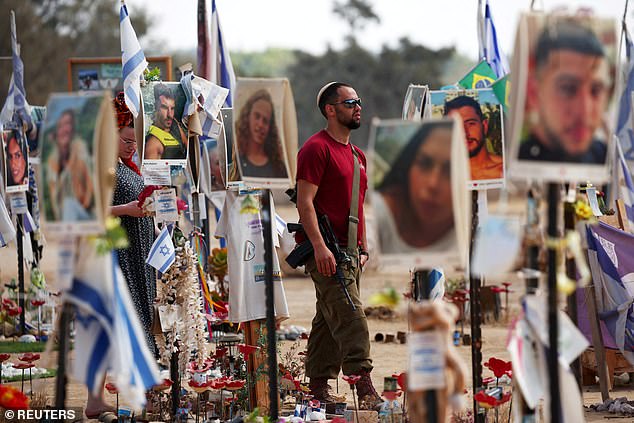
492, 74, 510, 113
458, 60, 497, 90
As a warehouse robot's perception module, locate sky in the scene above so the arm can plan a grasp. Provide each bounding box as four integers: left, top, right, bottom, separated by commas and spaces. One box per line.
134, 0, 626, 60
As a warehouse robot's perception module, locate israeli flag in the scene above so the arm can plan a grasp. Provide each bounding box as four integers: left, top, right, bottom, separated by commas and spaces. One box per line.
0, 12, 31, 127
211, 0, 236, 107
617, 29, 634, 168
478, 0, 509, 79
617, 140, 634, 230
146, 225, 175, 273
120, 3, 148, 118
67, 247, 161, 410
22, 210, 36, 233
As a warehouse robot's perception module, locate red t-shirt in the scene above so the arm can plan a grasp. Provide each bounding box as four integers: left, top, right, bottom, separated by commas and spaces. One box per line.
296, 130, 367, 246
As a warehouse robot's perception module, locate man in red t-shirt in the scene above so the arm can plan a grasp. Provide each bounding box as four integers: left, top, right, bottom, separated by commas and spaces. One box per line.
296, 82, 381, 410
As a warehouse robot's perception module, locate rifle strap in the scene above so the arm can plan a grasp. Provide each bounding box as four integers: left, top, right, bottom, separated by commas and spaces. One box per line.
347, 145, 361, 253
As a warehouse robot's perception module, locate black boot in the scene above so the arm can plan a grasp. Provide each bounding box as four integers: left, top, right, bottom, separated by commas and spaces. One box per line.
355, 369, 383, 411
308, 377, 341, 404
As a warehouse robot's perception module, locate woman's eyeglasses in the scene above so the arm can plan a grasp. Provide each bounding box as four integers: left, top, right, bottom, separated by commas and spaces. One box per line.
330, 98, 362, 108
119, 137, 136, 146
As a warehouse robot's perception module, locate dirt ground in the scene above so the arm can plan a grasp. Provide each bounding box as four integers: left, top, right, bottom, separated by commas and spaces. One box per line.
0, 205, 631, 421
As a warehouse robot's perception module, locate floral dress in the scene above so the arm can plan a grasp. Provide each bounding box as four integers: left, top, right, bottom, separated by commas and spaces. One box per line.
112, 162, 157, 355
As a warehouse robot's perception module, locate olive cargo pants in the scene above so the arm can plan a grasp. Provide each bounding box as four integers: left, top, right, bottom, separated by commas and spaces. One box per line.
304, 251, 373, 379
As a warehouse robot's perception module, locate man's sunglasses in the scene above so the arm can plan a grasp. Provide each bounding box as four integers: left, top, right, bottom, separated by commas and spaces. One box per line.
330, 98, 362, 108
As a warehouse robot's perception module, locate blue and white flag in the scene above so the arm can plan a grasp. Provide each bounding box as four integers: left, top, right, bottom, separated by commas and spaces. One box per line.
146, 225, 175, 273
0, 11, 31, 128
586, 222, 634, 365
22, 210, 36, 233
478, 0, 509, 79
120, 2, 148, 118
617, 140, 634, 231
211, 0, 236, 107
616, 29, 634, 169
67, 246, 161, 409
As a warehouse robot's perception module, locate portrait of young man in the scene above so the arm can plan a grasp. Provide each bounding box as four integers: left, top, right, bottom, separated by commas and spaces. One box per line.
518, 18, 613, 165
144, 83, 188, 161
444, 95, 503, 181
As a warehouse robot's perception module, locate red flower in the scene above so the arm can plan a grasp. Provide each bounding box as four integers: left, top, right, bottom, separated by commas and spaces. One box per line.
484, 357, 513, 379
6, 307, 21, 317
474, 390, 511, 409
137, 185, 161, 206
210, 378, 226, 390
396, 372, 406, 391
0, 354, 10, 363
105, 383, 118, 394
2, 299, 15, 309
382, 390, 402, 401
309, 399, 321, 409
12, 363, 34, 370
153, 379, 173, 391
188, 380, 211, 393
17, 353, 39, 363
225, 379, 245, 391
30, 300, 46, 307
237, 344, 259, 358
176, 199, 188, 212
490, 286, 506, 294
342, 375, 361, 385
0, 385, 29, 410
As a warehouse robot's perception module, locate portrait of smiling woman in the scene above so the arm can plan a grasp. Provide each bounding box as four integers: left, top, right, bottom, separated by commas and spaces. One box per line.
3, 130, 29, 190
230, 88, 288, 180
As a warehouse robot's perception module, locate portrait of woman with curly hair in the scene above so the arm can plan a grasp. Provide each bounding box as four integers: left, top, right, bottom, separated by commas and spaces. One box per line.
230, 88, 288, 180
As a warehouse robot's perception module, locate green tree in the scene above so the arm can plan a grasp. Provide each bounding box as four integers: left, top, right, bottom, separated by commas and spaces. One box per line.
332, 0, 380, 41
287, 37, 455, 147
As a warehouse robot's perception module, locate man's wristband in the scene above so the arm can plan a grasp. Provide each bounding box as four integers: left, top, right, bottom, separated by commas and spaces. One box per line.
359, 250, 369, 258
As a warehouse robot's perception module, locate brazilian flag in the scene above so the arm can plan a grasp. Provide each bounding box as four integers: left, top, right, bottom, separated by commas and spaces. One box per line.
458, 60, 497, 90
492, 74, 510, 113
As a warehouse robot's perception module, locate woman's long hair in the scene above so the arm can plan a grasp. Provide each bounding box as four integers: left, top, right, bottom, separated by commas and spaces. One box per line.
378, 120, 453, 201
235, 89, 286, 176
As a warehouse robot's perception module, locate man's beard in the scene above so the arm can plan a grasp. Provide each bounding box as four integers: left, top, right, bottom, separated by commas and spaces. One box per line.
337, 112, 361, 130
468, 137, 484, 158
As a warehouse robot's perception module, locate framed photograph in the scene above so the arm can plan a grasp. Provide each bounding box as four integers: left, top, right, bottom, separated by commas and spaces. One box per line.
140, 81, 189, 166
430, 88, 505, 190
402, 84, 430, 122
229, 78, 296, 188
39, 93, 109, 234
2, 129, 29, 193
368, 117, 470, 269
508, 13, 617, 182
67, 56, 173, 93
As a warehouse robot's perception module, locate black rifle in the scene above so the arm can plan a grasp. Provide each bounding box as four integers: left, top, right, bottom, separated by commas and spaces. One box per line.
286, 215, 357, 311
